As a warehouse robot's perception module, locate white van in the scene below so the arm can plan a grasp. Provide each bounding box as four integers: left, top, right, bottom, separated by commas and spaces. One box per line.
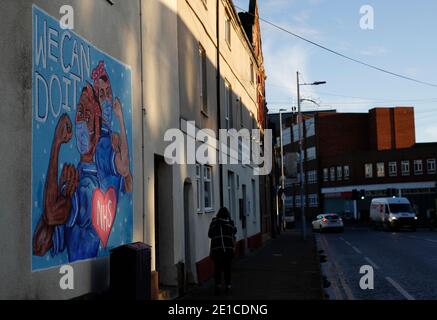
370, 197, 417, 231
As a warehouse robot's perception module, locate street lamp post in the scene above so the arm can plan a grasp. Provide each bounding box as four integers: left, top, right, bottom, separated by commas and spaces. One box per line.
279, 109, 287, 232
296, 71, 326, 240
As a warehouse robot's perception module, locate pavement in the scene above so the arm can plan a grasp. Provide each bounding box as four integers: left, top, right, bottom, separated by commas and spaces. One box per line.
180, 229, 325, 300
317, 226, 437, 300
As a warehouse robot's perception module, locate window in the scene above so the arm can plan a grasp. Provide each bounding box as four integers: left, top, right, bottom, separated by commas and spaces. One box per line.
305, 118, 315, 138
196, 164, 214, 212
199, 44, 207, 114
323, 168, 329, 182
306, 147, 316, 161
287, 196, 294, 208
401, 161, 410, 176
330, 167, 335, 181
337, 166, 343, 181
252, 179, 257, 223
344, 166, 350, 180
295, 195, 301, 207
292, 124, 302, 142
224, 81, 232, 129
196, 164, 201, 212
250, 61, 254, 84
227, 171, 236, 221
427, 159, 436, 174
203, 166, 213, 211
239, 97, 243, 127
282, 128, 291, 146
309, 194, 319, 208
389, 162, 397, 177
377, 162, 385, 178
414, 160, 423, 175
307, 170, 317, 184
365, 163, 373, 178
297, 172, 306, 184
225, 12, 231, 46
389, 203, 414, 214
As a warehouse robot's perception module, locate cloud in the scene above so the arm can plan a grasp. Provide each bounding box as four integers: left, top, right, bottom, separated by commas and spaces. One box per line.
263, 41, 314, 109
359, 46, 388, 57
416, 125, 437, 143
293, 10, 311, 24
404, 67, 419, 78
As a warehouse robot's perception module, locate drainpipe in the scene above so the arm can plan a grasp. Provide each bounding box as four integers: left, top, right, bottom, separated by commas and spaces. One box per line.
139, 0, 146, 241
216, 0, 224, 208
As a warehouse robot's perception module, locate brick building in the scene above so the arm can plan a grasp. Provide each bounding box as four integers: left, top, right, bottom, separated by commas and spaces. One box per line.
273, 107, 437, 223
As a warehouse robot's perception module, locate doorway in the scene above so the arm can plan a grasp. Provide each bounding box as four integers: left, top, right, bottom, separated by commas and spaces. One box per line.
183, 179, 194, 284
154, 155, 175, 287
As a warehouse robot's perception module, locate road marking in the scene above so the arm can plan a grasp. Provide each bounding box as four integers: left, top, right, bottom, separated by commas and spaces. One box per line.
345, 241, 352, 246
321, 235, 356, 300
385, 277, 415, 300
339, 237, 345, 241
405, 235, 437, 244
364, 257, 380, 270
352, 246, 362, 254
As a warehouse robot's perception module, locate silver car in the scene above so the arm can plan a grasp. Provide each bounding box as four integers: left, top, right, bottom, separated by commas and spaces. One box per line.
312, 213, 344, 233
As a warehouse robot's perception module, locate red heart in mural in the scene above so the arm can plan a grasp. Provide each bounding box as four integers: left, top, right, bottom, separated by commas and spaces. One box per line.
92, 188, 117, 248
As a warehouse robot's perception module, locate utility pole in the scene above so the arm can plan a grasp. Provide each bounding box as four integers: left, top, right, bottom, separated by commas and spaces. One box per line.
296, 72, 326, 240
297, 72, 306, 240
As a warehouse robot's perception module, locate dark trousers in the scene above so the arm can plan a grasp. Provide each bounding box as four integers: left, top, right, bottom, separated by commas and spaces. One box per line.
211, 250, 233, 286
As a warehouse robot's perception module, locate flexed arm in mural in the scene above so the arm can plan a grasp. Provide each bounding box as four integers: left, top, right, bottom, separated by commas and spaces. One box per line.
93, 60, 133, 193
112, 97, 133, 192
33, 114, 79, 256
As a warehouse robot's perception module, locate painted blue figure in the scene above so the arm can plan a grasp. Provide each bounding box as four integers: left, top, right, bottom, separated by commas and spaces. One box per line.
92, 61, 133, 195
51, 83, 103, 262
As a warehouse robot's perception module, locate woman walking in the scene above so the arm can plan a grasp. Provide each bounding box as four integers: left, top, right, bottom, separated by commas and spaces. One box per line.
208, 207, 237, 295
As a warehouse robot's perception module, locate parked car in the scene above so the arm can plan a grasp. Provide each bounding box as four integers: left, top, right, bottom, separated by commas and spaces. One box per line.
312, 213, 344, 233
370, 197, 417, 231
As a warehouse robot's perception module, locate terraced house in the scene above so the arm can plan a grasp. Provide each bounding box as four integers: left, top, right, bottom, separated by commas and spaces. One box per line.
0, 0, 270, 299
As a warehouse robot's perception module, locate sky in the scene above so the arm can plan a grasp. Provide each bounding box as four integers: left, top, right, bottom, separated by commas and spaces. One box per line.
233, 0, 437, 142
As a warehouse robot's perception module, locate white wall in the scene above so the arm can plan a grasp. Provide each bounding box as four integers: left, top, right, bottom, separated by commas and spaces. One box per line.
0, 0, 181, 299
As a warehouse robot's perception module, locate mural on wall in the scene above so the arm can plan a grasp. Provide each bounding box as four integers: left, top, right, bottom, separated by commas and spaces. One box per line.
31, 5, 133, 271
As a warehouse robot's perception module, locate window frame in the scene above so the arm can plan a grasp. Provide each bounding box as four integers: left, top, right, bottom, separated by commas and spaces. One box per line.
309, 194, 319, 208
225, 11, 231, 47
239, 96, 244, 128
414, 160, 423, 175
224, 80, 232, 129
203, 165, 214, 212
427, 159, 436, 174
195, 164, 202, 213
389, 161, 397, 177
250, 61, 254, 84
330, 167, 335, 182
323, 168, 329, 182
376, 162, 385, 178
199, 44, 208, 115
337, 166, 343, 181
306, 147, 316, 161
365, 163, 373, 179
401, 161, 410, 176
344, 165, 350, 180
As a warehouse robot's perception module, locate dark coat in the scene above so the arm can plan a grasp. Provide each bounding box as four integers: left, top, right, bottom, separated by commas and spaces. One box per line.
208, 217, 237, 257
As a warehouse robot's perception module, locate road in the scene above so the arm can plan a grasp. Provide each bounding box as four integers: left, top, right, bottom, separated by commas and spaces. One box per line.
317, 226, 437, 300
